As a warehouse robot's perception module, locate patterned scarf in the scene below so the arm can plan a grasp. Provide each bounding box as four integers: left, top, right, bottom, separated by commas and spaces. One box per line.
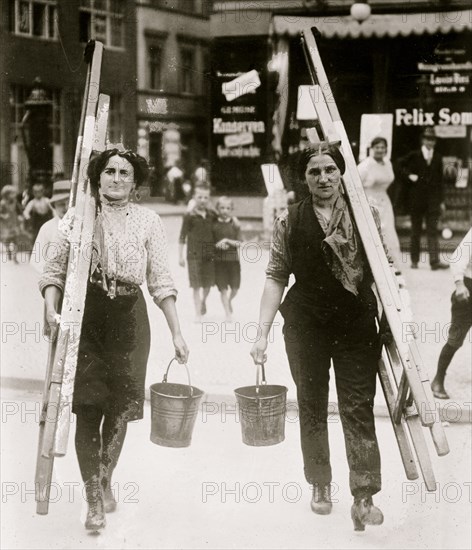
317, 194, 365, 296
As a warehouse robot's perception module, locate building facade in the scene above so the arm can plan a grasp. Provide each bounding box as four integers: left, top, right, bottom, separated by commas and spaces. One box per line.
210, 0, 472, 217
135, 0, 212, 195
1, 0, 137, 192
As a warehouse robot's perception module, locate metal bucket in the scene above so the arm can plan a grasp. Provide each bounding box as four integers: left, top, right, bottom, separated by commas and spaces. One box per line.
234, 364, 287, 447
150, 359, 204, 448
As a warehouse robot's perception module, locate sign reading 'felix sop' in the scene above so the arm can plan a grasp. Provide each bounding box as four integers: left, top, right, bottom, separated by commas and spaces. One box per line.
395, 108, 472, 126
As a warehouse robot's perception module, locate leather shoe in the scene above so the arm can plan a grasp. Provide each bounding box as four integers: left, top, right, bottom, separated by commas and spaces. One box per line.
431, 261, 449, 270
310, 483, 332, 515
431, 379, 450, 400
351, 496, 384, 531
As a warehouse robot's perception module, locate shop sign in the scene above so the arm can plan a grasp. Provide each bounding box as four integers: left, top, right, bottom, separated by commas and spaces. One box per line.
428, 72, 470, 94
395, 108, 472, 126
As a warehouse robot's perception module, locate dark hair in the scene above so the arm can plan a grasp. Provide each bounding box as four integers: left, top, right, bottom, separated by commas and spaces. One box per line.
298, 142, 346, 180
87, 148, 149, 195
370, 136, 388, 149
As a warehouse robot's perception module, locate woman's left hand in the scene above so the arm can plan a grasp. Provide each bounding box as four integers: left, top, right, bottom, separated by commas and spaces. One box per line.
173, 334, 189, 364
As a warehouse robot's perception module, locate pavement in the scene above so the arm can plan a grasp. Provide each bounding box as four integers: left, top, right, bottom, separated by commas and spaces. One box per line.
1, 206, 471, 548
1, 387, 471, 549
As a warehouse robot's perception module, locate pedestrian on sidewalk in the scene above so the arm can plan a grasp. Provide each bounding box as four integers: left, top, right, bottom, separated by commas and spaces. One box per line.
23, 181, 54, 242
39, 148, 189, 532
431, 227, 472, 399
213, 196, 242, 322
358, 136, 403, 273
0, 185, 23, 263
250, 142, 387, 531
179, 184, 216, 322
397, 127, 451, 270
30, 179, 71, 274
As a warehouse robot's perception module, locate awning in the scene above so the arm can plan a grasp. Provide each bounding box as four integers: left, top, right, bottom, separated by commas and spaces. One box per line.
271, 10, 472, 39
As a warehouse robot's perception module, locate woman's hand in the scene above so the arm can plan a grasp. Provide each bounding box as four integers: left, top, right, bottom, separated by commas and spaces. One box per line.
250, 337, 268, 365
173, 334, 189, 364
44, 306, 60, 341
455, 281, 470, 302
179, 257, 185, 267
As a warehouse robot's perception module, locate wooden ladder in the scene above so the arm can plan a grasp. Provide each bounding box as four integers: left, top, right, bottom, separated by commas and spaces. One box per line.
35, 40, 110, 514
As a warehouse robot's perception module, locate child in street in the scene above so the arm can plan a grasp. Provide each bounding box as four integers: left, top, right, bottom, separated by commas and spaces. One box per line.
0, 185, 23, 263
179, 184, 216, 322
213, 197, 242, 322
23, 182, 53, 241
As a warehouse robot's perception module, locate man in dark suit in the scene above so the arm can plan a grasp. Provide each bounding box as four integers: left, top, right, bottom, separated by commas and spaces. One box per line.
398, 127, 448, 270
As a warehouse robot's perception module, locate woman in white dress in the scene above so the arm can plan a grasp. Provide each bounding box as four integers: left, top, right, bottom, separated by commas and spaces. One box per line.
358, 137, 403, 272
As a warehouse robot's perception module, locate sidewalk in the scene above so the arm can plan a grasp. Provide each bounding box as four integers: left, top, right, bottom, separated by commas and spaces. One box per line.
1, 388, 471, 550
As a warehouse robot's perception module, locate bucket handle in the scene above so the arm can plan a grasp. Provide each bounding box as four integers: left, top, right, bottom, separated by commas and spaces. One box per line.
163, 358, 193, 397
255, 362, 267, 390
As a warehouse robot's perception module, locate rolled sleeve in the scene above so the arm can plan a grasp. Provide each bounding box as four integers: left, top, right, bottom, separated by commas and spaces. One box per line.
38, 230, 70, 296
265, 211, 291, 286
146, 213, 178, 307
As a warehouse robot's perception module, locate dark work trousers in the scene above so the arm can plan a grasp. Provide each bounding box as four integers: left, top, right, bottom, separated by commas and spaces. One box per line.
283, 308, 382, 498
410, 209, 440, 265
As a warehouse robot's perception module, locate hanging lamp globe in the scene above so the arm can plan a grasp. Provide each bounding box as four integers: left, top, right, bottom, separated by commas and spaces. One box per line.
350, 1, 371, 22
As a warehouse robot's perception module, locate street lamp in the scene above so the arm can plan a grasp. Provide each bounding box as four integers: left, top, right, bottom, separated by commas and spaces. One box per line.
350, 0, 371, 22
20, 77, 53, 188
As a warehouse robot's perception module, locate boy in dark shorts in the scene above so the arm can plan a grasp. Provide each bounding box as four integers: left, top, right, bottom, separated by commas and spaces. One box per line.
179, 185, 216, 322
213, 197, 242, 322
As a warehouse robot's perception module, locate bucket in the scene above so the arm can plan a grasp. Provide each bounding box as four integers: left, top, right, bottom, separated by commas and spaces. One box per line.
234, 364, 287, 447
150, 359, 204, 448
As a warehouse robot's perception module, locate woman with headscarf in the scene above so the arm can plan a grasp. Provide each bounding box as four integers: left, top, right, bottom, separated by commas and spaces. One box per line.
250, 142, 387, 531
40, 148, 189, 531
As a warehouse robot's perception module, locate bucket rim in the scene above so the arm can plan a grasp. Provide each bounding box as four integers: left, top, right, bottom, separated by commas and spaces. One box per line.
150, 382, 204, 399
234, 384, 288, 399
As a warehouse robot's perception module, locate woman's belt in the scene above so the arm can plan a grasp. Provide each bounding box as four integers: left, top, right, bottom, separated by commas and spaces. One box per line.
89, 270, 138, 299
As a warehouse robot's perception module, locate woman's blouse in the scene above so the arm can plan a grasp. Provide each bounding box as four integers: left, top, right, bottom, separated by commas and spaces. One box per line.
357, 156, 395, 195
39, 201, 177, 307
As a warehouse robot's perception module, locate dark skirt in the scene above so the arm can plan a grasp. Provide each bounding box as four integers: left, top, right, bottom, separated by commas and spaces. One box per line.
72, 284, 151, 421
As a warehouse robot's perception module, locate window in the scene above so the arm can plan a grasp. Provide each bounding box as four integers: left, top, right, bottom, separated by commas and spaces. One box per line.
10, 84, 61, 145
177, 0, 196, 12
79, 0, 124, 48
179, 45, 196, 94
9, 0, 57, 39
147, 40, 165, 90
201, 45, 210, 95
107, 95, 124, 145
153, 0, 196, 13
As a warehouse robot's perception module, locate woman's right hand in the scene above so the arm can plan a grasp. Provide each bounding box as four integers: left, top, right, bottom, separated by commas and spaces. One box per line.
179, 258, 185, 267
44, 306, 60, 341
250, 337, 268, 365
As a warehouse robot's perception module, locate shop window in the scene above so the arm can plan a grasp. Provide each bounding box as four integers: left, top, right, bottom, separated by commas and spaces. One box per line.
9, 84, 62, 145
179, 45, 196, 94
9, 0, 57, 39
79, 0, 124, 48
107, 95, 124, 145
147, 39, 165, 90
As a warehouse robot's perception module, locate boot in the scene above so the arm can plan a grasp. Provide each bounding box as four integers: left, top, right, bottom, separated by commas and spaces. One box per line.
100, 464, 117, 513
351, 496, 384, 531
310, 483, 332, 515
84, 475, 106, 531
